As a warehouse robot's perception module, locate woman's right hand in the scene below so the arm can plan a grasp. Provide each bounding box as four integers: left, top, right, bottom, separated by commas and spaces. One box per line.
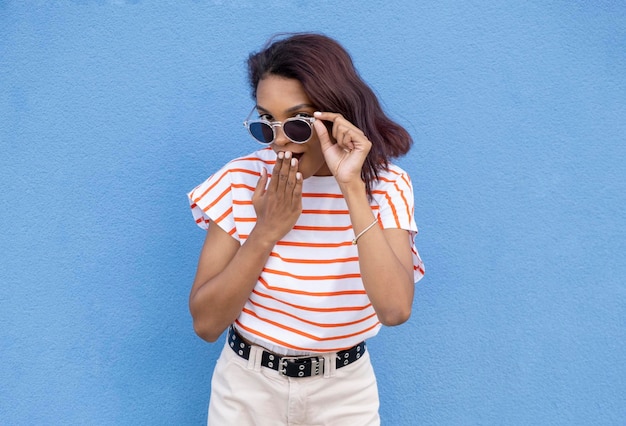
252, 151, 303, 243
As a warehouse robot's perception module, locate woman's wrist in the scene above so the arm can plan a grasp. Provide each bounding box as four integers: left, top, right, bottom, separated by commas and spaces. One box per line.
248, 223, 283, 249
338, 179, 366, 200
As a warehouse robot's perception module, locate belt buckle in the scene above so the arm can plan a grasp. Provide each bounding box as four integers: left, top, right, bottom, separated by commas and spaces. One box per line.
278, 356, 324, 377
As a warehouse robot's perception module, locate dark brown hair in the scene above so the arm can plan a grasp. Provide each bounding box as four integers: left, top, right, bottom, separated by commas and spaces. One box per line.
247, 32, 413, 196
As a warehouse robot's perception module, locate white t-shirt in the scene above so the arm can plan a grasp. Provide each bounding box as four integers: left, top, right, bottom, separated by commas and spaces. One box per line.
188, 148, 424, 354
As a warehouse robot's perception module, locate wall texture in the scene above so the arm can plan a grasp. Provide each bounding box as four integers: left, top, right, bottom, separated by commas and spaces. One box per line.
1, 1, 624, 425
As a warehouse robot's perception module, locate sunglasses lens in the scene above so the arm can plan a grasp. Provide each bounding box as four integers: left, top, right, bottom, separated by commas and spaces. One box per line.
284, 119, 312, 143
248, 122, 274, 144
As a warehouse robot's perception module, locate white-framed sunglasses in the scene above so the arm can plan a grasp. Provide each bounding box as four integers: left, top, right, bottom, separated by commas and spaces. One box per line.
243, 107, 316, 145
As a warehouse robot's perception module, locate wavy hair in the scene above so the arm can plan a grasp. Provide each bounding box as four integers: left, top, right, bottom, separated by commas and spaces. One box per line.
247, 33, 413, 197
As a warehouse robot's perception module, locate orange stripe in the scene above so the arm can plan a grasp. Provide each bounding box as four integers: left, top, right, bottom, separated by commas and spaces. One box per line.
225, 207, 379, 215
193, 168, 257, 207
247, 299, 377, 328
378, 176, 396, 183
269, 252, 358, 264
293, 224, 352, 231
215, 206, 232, 225
302, 193, 344, 198
253, 289, 370, 313
229, 168, 260, 177
231, 183, 256, 191
384, 191, 402, 228
235, 217, 257, 222
259, 277, 371, 300
393, 180, 412, 224
235, 319, 380, 352
275, 241, 353, 248
263, 267, 361, 281
242, 308, 374, 342
302, 209, 349, 215
238, 224, 352, 231
415, 263, 425, 275
192, 171, 226, 203
387, 167, 402, 177
239, 236, 353, 246
202, 186, 230, 212
378, 172, 413, 227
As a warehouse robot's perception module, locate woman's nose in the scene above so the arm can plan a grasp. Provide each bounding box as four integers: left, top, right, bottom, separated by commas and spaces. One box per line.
272, 125, 290, 147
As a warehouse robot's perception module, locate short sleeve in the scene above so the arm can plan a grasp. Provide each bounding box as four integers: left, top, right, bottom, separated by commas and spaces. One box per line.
375, 170, 425, 283
187, 166, 238, 238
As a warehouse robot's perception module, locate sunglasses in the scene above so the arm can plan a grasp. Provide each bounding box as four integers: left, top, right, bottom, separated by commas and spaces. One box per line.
243, 107, 316, 145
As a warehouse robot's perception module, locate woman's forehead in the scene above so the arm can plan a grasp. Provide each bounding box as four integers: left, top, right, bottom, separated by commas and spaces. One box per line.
256, 75, 312, 109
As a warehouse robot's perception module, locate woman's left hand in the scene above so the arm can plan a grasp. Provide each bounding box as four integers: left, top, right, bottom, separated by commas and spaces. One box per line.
313, 111, 371, 184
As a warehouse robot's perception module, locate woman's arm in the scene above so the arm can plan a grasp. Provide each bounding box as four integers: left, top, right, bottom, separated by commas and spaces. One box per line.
189, 219, 275, 342
313, 112, 415, 325
342, 181, 415, 325
189, 153, 303, 342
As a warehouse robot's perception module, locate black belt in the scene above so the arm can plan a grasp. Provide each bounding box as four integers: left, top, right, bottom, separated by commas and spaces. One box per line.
227, 326, 366, 378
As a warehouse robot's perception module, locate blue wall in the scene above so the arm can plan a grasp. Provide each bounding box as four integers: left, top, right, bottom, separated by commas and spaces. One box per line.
1, 1, 624, 424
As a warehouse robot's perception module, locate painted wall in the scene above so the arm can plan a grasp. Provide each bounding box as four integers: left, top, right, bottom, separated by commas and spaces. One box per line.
1, 1, 624, 424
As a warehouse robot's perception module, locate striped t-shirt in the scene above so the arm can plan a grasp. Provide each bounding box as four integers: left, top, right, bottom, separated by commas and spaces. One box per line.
188, 148, 424, 354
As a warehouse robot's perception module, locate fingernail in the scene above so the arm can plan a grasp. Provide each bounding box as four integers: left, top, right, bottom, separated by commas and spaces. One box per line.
291, 158, 297, 167
285, 151, 292, 159
278, 152, 284, 159
314, 111, 321, 117
296, 172, 302, 180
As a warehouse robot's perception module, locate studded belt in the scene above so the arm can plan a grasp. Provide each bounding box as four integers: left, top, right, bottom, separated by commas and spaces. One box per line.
227, 326, 366, 378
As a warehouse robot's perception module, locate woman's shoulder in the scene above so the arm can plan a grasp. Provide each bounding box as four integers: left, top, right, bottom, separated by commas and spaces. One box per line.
190, 148, 273, 196
376, 163, 412, 184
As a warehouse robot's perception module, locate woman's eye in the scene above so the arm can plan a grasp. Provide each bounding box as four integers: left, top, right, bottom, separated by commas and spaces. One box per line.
295, 112, 313, 118
259, 114, 273, 121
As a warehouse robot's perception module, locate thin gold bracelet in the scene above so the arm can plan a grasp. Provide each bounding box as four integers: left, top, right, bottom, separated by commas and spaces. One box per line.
352, 218, 379, 245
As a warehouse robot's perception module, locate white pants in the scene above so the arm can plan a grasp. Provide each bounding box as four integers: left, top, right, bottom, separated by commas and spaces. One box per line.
207, 339, 380, 426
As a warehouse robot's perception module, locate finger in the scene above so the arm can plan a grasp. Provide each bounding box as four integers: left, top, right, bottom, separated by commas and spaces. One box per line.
286, 157, 300, 196
315, 111, 363, 150
268, 151, 285, 192
338, 127, 357, 151
252, 167, 268, 201
313, 111, 342, 122
275, 151, 293, 193
313, 117, 334, 152
291, 172, 303, 207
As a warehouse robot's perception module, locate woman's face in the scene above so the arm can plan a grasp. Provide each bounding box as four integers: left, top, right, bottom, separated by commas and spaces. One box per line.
255, 75, 332, 178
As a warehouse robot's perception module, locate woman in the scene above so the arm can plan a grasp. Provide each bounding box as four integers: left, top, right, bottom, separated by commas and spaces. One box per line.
188, 33, 424, 425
